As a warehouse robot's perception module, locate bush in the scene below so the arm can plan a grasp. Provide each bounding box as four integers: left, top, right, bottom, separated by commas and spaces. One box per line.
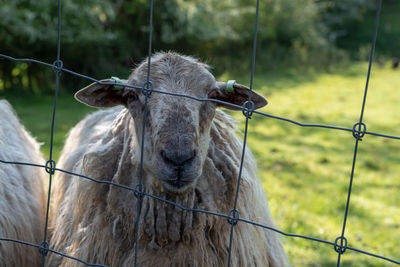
0, 0, 376, 94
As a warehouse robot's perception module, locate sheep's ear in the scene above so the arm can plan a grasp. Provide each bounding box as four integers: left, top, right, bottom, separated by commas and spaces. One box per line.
208, 81, 268, 110
75, 78, 130, 108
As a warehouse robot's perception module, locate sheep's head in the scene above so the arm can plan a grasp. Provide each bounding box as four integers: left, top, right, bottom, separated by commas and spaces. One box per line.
75, 52, 267, 194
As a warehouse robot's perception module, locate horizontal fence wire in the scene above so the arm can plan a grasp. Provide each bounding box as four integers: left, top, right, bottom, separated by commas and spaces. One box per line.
0, 0, 399, 266
1, 52, 399, 141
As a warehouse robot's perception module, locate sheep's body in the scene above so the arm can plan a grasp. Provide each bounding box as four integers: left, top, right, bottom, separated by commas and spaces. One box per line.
48, 107, 287, 266
0, 100, 46, 266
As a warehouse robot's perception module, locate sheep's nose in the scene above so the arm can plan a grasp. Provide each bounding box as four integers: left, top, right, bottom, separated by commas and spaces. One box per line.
160, 150, 196, 168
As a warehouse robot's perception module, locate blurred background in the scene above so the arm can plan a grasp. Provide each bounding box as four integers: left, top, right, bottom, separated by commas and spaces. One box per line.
0, 0, 399, 266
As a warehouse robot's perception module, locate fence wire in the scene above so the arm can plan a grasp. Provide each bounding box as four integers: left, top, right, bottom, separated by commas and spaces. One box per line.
0, 0, 399, 266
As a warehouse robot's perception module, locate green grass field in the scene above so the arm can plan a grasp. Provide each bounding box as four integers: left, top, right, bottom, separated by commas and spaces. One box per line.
2, 62, 399, 266
223, 62, 400, 266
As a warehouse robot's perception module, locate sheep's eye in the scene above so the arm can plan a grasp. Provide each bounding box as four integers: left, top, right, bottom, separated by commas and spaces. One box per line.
124, 90, 138, 102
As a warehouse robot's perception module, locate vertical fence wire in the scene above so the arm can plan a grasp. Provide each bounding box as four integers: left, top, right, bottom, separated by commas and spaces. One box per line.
40, 0, 63, 265
133, 0, 154, 266
227, 0, 260, 266
336, 0, 382, 265
0, 0, 399, 266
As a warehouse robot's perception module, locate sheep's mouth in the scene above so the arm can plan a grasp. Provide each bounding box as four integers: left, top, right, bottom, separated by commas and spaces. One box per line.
166, 179, 190, 188
162, 179, 194, 193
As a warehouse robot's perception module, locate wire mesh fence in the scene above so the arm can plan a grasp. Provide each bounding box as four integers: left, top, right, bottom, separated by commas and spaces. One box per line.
0, 0, 399, 266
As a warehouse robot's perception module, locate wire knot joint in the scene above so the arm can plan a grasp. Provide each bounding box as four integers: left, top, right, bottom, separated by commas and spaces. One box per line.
39, 241, 50, 256
242, 100, 255, 119
142, 81, 153, 97
52, 60, 63, 74
352, 122, 367, 141
134, 183, 144, 199
45, 160, 56, 175
227, 209, 240, 226
334, 236, 348, 254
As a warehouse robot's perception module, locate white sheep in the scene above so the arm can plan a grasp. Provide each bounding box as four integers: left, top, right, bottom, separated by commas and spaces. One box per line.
48, 52, 288, 266
0, 100, 46, 266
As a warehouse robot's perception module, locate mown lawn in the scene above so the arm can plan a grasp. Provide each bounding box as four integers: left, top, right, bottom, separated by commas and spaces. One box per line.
2, 62, 399, 266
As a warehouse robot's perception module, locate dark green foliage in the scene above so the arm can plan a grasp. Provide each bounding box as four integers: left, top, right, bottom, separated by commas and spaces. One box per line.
0, 0, 396, 94
0, 0, 117, 93
335, 0, 400, 60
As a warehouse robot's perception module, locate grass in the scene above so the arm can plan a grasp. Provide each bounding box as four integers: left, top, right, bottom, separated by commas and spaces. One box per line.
221, 62, 400, 266
1, 62, 399, 266
3, 93, 95, 160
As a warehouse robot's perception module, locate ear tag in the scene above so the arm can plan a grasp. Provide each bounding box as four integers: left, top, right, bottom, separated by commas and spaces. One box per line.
111, 76, 124, 90
226, 80, 236, 93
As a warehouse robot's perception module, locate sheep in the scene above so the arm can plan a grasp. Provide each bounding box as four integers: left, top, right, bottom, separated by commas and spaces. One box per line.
0, 100, 46, 266
48, 52, 288, 266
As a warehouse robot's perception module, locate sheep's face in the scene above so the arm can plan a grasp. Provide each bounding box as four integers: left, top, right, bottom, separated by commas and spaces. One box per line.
75, 52, 267, 194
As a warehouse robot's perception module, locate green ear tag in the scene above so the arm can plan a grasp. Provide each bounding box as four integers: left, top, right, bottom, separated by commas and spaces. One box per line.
111, 76, 124, 90
226, 80, 236, 93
